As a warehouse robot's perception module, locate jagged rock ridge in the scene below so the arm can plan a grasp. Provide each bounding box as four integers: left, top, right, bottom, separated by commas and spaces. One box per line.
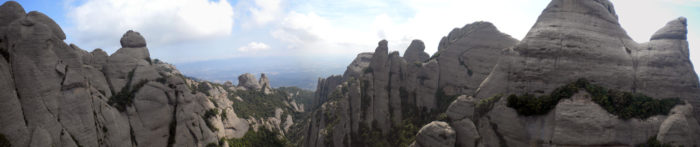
305, 0, 700, 146
304, 20, 518, 146
0, 1, 314, 147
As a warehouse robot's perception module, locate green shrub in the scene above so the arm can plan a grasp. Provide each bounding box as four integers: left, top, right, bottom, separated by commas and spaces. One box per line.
635, 136, 673, 147
205, 143, 218, 147
225, 128, 289, 147
363, 67, 373, 73
506, 79, 684, 119
229, 89, 290, 119
203, 109, 219, 132
435, 88, 458, 113
196, 82, 212, 96
0, 134, 10, 147
108, 69, 149, 112
221, 110, 228, 120
475, 94, 502, 118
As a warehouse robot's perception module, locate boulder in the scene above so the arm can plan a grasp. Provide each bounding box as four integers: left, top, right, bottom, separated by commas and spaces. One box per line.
657, 103, 700, 146
120, 30, 147, 48
446, 95, 475, 121
104, 30, 153, 91
452, 118, 480, 147
414, 121, 456, 147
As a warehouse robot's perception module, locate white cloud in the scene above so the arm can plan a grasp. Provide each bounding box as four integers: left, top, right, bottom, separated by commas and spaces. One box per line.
268, 0, 549, 56
238, 42, 270, 52
614, 0, 679, 42
271, 11, 377, 56
67, 0, 234, 50
249, 0, 283, 25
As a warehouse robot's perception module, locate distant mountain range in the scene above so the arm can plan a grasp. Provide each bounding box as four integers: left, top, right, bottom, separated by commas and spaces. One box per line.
175, 56, 351, 90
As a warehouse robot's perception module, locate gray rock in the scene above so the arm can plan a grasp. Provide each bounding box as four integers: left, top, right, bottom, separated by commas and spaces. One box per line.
370, 40, 391, 133
6, 9, 70, 146
415, 59, 439, 110
446, 95, 475, 121
437, 21, 518, 96
475, 0, 639, 101
636, 18, 700, 120
238, 73, 261, 90
313, 75, 343, 109
0, 1, 25, 27
89, 48, 108, 69
120, 30, 147, 48
259, 73, 272, 94
651, 17, 687, 40
0, 2, 226, 146
29, 127, 52, 147
403, 39, 429, 63
657, 103, 700, 146
224, 81, 233, 87
26, 11, 65, 40
415, 121, 456, 147
343, 52, 373, 79
0, 52, 29, 147
452, 118, 480, 147
104, 30, 153, 91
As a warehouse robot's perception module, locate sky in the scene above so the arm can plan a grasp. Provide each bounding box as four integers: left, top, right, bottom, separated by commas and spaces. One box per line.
5, 0, 700, 85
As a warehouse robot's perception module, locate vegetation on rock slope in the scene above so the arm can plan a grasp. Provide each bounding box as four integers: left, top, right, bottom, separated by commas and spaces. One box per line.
507, 79, 683, 119
224, 128, 291, 147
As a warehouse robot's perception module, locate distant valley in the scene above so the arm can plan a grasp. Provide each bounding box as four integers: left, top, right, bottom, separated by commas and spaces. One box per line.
176, 56, 351, 90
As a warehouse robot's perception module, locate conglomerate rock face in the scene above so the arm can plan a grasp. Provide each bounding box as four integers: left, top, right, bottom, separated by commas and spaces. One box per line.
0, 2, 254, 146
305, 0, 700, 146
304, 21, 518, 146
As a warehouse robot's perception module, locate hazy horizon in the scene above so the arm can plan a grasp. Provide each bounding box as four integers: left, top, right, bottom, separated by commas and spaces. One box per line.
9, 0, 700, 88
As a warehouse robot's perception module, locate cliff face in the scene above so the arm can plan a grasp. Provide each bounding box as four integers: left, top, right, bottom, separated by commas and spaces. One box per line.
304, 21, 517, 147
0, 2, 218, 146
0, 2, 314, 147
306, 0, 700, 146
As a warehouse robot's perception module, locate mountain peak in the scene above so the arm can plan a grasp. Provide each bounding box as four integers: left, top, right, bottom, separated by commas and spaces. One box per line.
651, 17, 688, 40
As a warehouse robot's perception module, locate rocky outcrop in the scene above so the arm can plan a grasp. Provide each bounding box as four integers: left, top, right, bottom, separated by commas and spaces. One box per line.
343, 52, 373, 79
412, 121, 456, 147
446, 95, 475, 121
474, 0, 700, 123
312, 75, 343, 109
120, 30, 147, 48
0, 2, 255, 146
651, 17, 687, 40
305, 0, 700, 147
656, 101, 700, 146
259, 73, 272, 94
305, 19, 519, 146
437, 21, 518, 96
403, 40, 429, 63
238, 73, 262, 90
